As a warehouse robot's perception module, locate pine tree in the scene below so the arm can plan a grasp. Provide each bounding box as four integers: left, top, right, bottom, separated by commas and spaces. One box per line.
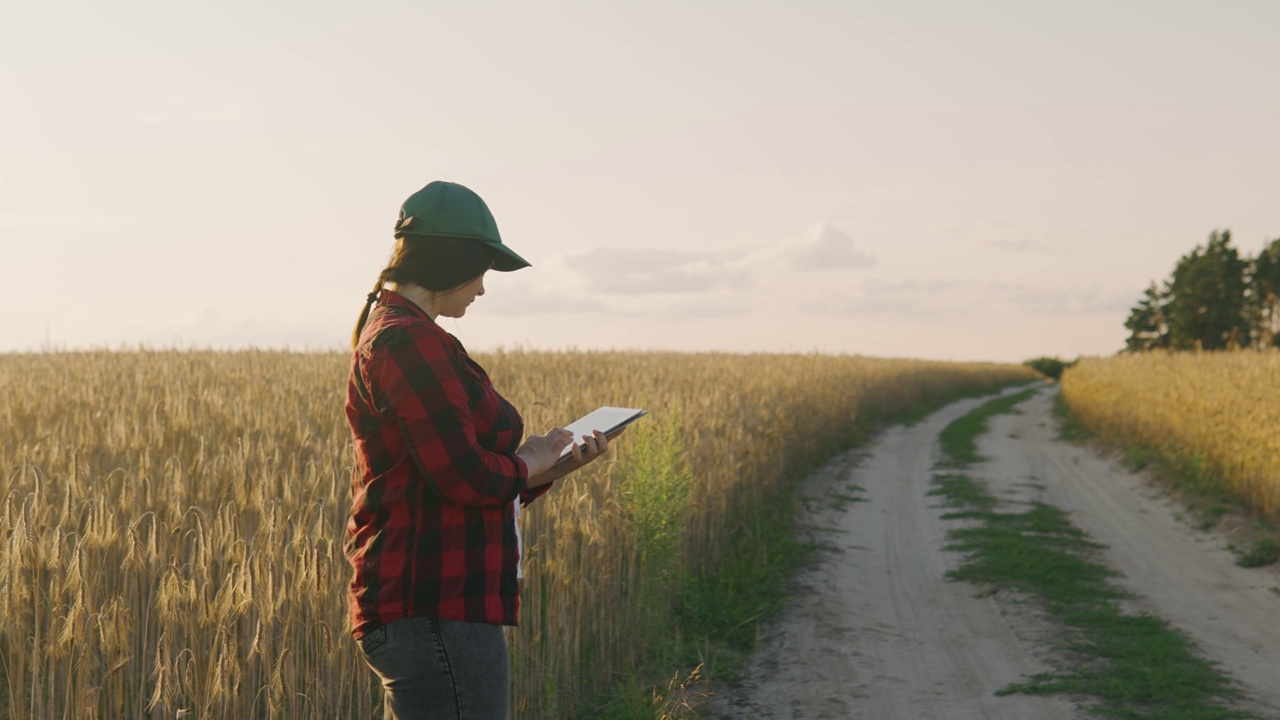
1247, 237, 1280, 348
1164, 230, 1250, 350
1123, 282, 1169, 351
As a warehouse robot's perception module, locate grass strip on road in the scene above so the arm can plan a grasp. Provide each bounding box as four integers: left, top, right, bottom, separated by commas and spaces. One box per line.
932, 390, 1253, 720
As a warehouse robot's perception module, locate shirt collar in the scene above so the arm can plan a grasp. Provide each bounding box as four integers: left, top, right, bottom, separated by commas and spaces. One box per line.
378, 288, 434, 323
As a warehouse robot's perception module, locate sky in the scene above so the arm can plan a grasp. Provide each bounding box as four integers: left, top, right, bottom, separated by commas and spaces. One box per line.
3, 0, 1278, 362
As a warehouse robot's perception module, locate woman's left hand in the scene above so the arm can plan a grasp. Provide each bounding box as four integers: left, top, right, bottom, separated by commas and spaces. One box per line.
528, 428, 620, 487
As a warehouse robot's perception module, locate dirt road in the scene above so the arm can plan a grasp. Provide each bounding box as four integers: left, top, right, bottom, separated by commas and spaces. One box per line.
709, 386, 1280, 719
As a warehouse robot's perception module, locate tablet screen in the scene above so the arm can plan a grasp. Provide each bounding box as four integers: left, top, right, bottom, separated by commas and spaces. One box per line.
557, 406, 647, 460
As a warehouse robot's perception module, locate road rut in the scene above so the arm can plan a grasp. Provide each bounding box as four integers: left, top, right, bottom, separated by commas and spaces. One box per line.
710, 386, 1280, 719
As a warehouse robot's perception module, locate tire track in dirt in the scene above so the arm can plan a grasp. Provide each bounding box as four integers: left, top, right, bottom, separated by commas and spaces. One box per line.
709, 389, 1079, 719
977, 387, 1280, 717
710, 386, 1280, 718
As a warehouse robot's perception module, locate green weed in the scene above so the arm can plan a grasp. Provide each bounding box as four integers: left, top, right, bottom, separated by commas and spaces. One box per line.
1233, 537, 1280, 569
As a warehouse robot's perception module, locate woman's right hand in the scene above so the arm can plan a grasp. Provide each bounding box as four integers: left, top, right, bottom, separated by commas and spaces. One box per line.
516, 427, 575, 481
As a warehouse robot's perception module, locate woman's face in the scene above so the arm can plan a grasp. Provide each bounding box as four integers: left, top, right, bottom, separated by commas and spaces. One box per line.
435, 272, 486, 318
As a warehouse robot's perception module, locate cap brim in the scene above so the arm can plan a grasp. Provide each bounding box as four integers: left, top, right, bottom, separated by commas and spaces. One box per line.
487, 242, 531, 272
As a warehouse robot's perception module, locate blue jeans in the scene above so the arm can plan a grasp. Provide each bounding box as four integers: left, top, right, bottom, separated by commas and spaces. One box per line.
357, 617, 509, 720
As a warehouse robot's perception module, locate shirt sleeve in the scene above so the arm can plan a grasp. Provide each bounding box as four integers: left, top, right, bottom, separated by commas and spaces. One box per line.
520, 483, 553, 507
368, 324, 529, 506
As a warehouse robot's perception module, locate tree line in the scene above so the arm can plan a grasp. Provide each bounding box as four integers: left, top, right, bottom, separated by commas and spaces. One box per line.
1124, 230, 1280, 351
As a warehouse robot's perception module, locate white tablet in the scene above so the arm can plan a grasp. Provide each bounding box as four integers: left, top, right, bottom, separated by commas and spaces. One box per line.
557, 406, 647, 461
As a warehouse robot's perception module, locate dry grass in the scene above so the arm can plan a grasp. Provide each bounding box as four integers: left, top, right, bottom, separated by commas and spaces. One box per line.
0, 349, 1031, 718
1061, 351, 1280, 522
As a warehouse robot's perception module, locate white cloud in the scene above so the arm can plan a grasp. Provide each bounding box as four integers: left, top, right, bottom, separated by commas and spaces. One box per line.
477, 271, 589, 315
730, 223, 877, 294
783, 223, 878, 271
491, 233, 1137, 331
556, 222, 877, 299
562, 247, 720, 294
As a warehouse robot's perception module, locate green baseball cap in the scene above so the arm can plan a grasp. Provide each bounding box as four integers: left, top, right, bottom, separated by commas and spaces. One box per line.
393, 181, 531, 271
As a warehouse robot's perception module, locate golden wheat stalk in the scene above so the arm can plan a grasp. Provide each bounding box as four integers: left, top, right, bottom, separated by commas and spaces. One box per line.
0, 349, 1030, 718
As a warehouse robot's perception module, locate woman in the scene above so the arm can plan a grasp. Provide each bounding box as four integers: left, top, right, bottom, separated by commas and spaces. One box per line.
345, 181, 612, 720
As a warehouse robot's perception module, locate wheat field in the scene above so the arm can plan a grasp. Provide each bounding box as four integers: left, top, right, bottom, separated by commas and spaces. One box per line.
0, 350, 1031, 718
1061, 351, 1280, 522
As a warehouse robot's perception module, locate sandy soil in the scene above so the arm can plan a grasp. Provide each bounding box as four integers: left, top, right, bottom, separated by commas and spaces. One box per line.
708, 386, 1280, 719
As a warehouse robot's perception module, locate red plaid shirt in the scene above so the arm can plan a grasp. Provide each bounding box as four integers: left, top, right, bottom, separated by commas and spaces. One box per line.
344, 290, 549, 635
